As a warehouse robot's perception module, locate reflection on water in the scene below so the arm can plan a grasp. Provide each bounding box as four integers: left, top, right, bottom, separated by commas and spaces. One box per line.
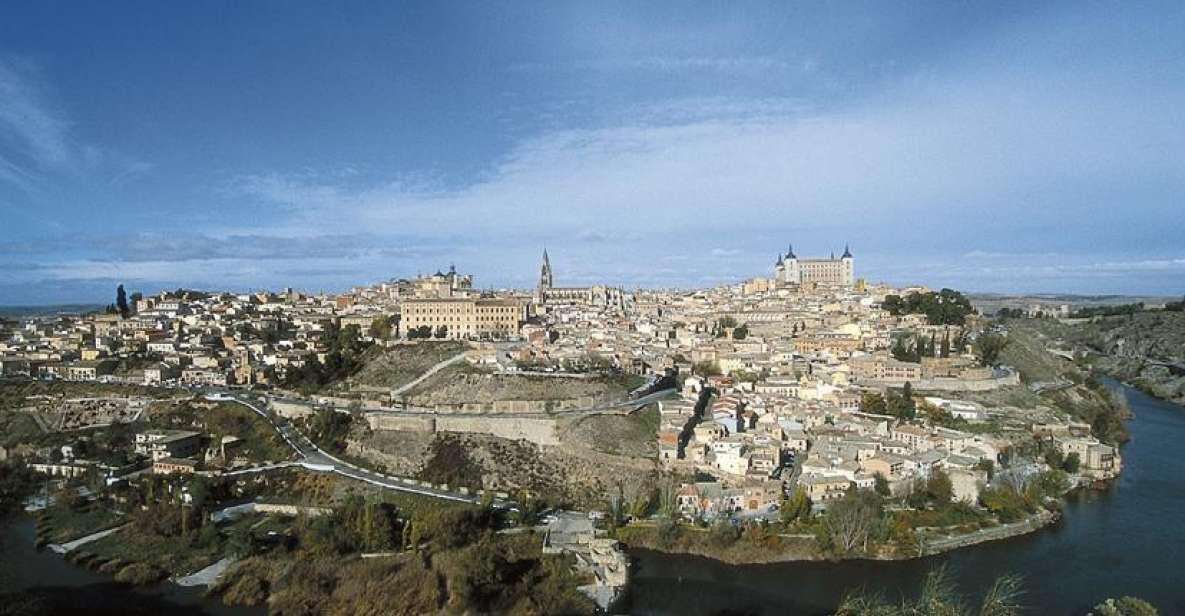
622, 384, 1185, 615
0, 512, 259, 615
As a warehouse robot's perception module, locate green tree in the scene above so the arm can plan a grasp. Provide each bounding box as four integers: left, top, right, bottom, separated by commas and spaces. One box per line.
732, 324, 749, 340
708, 517, 740, 547
925, 469, 954, 506
116, 284, 130, 318
780, 488, 812, 526
891, 336, 912, 362
1063, 452, 1081, 474
692, 361, 721, 377
859, 392, 887, 415
873, 473, 891, 497
369, 315, 394, 340
974, 333, 1009, 367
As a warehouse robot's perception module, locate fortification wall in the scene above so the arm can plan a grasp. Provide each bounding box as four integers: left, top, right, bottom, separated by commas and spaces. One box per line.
364, 411, 559, 446
365, 414, 436, 432
436, 415, 559, 446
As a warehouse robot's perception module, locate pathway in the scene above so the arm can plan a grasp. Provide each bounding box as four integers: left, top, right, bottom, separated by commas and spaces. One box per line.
48, 524, 127, 554
175, 557, 235, 587
391, 351, 468, 397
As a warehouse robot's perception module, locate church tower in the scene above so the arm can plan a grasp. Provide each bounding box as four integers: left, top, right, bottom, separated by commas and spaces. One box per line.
783, 243, 800, 285
538, 249, 553, 291
840, 244, 854, 287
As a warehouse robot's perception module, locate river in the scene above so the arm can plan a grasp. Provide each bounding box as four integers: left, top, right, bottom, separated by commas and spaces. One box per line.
0, 512, 259, 615
621, 382, 1185, 615
3, 382, 1181, 614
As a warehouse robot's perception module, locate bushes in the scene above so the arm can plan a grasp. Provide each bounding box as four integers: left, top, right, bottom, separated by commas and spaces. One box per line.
980, 486, 1031, 523
708, 518, 740, 547
113, 562, 167, 585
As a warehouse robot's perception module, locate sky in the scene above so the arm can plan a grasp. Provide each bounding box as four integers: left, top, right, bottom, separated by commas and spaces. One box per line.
1, 1, 1184, 304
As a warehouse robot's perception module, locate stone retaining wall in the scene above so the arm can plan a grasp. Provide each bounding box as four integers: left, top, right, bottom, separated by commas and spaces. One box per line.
363, 412, 559, 446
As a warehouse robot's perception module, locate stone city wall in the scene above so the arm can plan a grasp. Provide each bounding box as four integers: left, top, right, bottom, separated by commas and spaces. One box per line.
363, 411, 560, 446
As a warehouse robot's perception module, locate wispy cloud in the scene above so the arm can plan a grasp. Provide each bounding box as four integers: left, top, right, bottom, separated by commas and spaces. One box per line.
0, 56, 152, 191
0, 57, 71, 168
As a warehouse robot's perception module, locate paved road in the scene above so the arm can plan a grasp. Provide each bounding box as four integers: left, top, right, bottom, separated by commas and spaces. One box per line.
207, 390, 504, 507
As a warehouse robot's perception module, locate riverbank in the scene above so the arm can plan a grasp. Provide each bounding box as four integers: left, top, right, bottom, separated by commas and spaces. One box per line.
614, 507, 1061, 567
622, 382, 1185, 615
0, 513, 259, 616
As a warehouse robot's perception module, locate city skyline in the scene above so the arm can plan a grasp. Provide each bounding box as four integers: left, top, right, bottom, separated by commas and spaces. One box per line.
3, 2, 1185, 303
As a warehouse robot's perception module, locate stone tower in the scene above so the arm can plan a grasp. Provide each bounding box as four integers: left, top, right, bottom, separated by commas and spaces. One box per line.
538, 249, 553, 291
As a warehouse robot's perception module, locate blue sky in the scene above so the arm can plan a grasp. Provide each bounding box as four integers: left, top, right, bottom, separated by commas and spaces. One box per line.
2, 2, 1184, 304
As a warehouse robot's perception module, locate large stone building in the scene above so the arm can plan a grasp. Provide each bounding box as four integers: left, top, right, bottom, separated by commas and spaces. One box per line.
401, 297, 525, 340
535, 250, 628, 308
774, 244, 854, 287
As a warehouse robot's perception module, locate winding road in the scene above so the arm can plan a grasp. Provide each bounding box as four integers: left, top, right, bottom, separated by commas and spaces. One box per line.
205, 390, 503, 507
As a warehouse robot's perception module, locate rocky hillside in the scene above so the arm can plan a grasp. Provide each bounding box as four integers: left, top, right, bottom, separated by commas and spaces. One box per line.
1005, 313, 1185, 406
1064, 312, 1185, 405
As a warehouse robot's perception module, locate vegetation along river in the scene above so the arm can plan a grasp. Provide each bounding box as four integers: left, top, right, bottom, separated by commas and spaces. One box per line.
622, 382, 1185, 615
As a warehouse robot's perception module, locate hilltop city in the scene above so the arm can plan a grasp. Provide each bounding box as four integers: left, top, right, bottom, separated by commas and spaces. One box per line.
0, 244, 1130, 612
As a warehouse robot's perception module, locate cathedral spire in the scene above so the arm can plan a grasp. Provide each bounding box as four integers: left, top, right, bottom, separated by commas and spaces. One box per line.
786, 243, 796, 259
842, 244, 852, 259
538, 248, 553, 290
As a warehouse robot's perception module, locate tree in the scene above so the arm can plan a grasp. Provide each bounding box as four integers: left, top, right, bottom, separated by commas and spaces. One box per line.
780, 488, 811, 526
369, 315, 394, 340
891, 336, 912, 362
434, 325, 449, 339
940, 331, 951, 358
732, 324, 749, 340
708, 517, 740, 547
873, 473, 891, 497
859, 392, 887, 415
1063, 452, 1081, 474
974, 333, 1009, 367
1044, 448, 1065, 470
1090, 597, 1160, 616
925, 469, 954, 506
837, 566, 1024, 616
822, 489, 883, 554
692, 361, 721, 377
116, 285, 130, 318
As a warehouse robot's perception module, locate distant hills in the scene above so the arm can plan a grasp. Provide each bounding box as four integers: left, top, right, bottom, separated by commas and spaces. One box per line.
0, 304, 103, 318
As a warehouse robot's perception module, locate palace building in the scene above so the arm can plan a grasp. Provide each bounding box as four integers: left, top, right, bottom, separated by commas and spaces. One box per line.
773, 244, 854, 288
400, 296, 525, 340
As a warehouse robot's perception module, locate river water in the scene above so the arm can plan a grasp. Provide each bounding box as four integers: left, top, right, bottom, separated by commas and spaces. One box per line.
0, 511, 258, 614
622, 383, 1185, 615
3, 383, 1182, 614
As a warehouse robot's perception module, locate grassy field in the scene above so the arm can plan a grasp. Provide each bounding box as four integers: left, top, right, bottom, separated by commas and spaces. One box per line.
36, 501, 126, 544
406, 369, 638, 405
343, 341, 468, 390
80, 511, 265, 579
0, 410, 45, 448
560, 404, 660, 457
146, 400, 291, 464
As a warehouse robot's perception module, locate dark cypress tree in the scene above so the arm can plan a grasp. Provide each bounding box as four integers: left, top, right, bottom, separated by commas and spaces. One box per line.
115, 285, 130, 319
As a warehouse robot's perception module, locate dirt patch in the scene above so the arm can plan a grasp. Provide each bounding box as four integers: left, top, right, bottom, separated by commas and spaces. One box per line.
405, 369, 631, 406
